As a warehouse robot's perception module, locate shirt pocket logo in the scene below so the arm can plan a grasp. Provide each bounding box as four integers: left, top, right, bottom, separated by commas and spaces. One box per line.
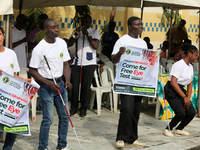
86, 52, 93, 60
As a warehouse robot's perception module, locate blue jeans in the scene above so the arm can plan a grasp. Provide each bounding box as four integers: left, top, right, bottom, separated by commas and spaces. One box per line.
0, 132, 17, 150
37, 80, 69, 150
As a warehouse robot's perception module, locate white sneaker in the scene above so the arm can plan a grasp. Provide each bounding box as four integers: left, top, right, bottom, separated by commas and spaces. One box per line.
56, 146, 69, 150
125, 140, 146, 147
163, 129, 173, 137
116, 140, 125, 148
174, 129, 190, 136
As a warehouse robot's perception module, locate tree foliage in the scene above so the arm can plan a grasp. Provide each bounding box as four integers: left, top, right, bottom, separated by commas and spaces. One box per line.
161, 7, 182, 27
71, 5, 91, 28
24, 8, 45, 36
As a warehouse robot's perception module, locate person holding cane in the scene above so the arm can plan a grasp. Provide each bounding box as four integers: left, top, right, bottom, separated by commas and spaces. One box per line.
29, 19, 72, 150
163, 43, 198, 137
68, 15, 100, 117
0, 26, 31, 150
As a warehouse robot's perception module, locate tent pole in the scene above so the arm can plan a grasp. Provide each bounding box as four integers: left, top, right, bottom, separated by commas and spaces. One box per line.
9, 15, 12, 49
168, 8, 173, 59
5, 15, 9, 47
19, 0, 23, 14
140, 0, 144, 38
198, 9, 200, 117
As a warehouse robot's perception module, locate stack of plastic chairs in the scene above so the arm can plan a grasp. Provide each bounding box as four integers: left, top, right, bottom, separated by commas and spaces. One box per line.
193, 61, 199, 71
166, 60, 174, 72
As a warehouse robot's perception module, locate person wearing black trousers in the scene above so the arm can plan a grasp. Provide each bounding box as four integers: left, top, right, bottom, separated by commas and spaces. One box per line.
163, 43, 198, 137
68, 15, 100, 117
111, 16, 147, 148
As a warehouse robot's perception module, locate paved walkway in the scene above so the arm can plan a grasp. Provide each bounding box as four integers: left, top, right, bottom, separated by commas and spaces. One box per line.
1, 103, 200, 150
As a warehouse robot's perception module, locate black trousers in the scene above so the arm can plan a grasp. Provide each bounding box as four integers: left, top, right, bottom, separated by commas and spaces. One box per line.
116, 94, 143, 143
164, 81, 195, 130
71, 65, 96, 111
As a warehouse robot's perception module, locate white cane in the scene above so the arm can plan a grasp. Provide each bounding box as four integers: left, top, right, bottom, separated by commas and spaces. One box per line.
43, 55, 83, 150
78, 34, 85, 101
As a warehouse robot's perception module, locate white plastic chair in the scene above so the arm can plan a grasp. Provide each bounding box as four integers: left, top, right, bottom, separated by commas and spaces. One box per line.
18, 68, 29, 79
193, 61, 199, 72
166, 63, 173, 73
167, 59, 175, 64
90, 69, 113, 115
159, 65, 166, 74
102, 66, 119, 113
105, 61, 114, 80
98, 54, 110, 62
19, 68, 37, 121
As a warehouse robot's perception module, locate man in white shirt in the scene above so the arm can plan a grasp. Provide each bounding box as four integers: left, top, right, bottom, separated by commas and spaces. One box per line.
12, 14, 29, 68
29, 19, 72, 150
69, 15, 100, 117
112, 16, 147, 148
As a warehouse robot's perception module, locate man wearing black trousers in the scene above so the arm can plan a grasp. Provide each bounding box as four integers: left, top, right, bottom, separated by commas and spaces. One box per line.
69, 15, 100, 117
111, 16, 147, 148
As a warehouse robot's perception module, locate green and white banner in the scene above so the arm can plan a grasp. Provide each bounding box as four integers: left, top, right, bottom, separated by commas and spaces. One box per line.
113, 46, 160, 97
0, 71, 39, 135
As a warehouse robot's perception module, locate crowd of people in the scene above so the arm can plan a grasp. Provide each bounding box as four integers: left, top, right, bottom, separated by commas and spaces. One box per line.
0, 12, 198, 150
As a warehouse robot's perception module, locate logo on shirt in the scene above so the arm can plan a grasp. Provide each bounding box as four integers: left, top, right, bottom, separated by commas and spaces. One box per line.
125, 49, 131, 55
10, 63, 14, 69
60, 52, 64, 58
2, 76, 10, 84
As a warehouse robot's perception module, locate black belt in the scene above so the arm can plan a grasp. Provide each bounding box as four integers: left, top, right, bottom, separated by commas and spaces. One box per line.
45, 77, 62, 83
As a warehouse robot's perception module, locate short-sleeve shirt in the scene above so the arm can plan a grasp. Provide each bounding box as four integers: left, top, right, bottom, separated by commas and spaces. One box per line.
112, 34, 147, 71
102, 31, 119, 52
72, 27, 100, 66
168, 59, 193, 85
29, 37, 71, 79
12, 26, 27, 68
29, 27, 46, 43
173, 49, 185, 62
29, 27, 41, 42
0, 47, 20, 76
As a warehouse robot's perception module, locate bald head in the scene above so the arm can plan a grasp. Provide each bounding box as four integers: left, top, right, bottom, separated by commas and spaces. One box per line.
44, 19, 59, 42
44, 18, 55, 29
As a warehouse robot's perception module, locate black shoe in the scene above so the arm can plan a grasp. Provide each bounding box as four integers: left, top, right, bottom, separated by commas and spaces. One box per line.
70, 109, 77, 116
79, 110, 86, 117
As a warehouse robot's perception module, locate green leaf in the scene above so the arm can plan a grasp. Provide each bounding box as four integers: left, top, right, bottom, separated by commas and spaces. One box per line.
24, 8, 45, 36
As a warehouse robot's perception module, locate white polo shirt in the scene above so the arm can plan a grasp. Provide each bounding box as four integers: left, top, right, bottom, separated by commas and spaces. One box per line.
0, 47, 20, 76
168, 59, 193, 85
29, 37, 71, 79
72, 27, 100, 66
112, 34, 147, 71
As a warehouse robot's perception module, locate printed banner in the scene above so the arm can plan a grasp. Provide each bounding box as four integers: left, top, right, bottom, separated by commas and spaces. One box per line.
0, 71, 39, 133
113, 46, 160, 97
0, 106, 31, 135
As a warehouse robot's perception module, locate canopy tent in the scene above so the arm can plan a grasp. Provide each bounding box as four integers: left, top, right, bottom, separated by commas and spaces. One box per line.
143, 0, 200, 9
0, 0, 13, 48
0, 0, 13, 15
13, 0, 142, 9
12, 0, 200, 10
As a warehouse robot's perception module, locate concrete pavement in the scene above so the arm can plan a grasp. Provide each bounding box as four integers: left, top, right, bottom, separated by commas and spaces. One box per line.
1, 103, 200, 150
